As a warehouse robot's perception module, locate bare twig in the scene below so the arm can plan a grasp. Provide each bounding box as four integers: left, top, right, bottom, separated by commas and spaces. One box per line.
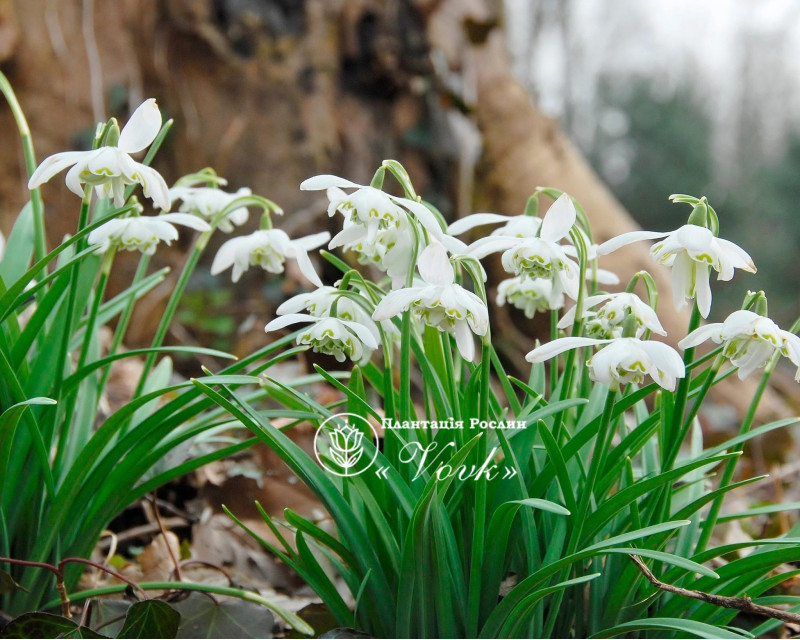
150, 492, 183, 582
628, 554, 800, 625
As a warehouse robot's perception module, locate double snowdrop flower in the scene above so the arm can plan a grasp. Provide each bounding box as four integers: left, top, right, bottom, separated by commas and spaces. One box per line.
211, 228, 329, 285
168, 185, 253, 232
527, 336, 685, 391
87, 214, 210, 255
558, 292, 666, 339
301, 175, 466, 288
597, 224, 756, 318
28, 99, 170, 210
372, 242, 489, 361
496, 276, 564, 319
265, 314, 378, 364
464, 194, 581, 300
680, 309, 800, 380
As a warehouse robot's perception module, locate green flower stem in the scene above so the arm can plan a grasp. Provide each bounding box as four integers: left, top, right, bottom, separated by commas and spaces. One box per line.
695, 339, 790, 554
666, 303, 703, 463
98, 254, 152, 391
544, 386, 617, 638
665, 354, 724, 467
0, 71, 46, 262
133, 230, 211, 399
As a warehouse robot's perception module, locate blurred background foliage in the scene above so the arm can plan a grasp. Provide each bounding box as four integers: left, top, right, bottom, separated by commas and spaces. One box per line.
506, 0, 800, 327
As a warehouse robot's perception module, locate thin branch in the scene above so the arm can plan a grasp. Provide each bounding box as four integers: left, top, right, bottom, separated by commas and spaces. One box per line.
628, 554, 800, 625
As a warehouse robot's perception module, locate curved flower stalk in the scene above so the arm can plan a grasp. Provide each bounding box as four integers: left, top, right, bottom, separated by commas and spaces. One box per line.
210, 228, 330, 285
28, 99, 170, 210
265, 313, 379, 364
680, 309, 800, 380
372, 242, 489, 361
465, 193, 581, 300
558, 292, 666, 339
597, 224, 756, 318
526, 336, 685, 391
168, 184, 253, 232
87, 213, 210, 255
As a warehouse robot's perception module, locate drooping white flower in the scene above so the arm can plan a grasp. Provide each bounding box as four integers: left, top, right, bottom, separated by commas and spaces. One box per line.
28, 99, 170, 210
466, 193, 581, 299
372, 242, 489, 361
265, 313, 378, 364
211, 228, 330, 285
447, 212, 542, 239
168, 185, 252, 232
558, 292, 666, 339
526, 336, 685, 391
277, 285, 396, 343
679, 309, 800, 380
597, 224, 756, 318
496, 276, 564, 318
87, 213, 210, 255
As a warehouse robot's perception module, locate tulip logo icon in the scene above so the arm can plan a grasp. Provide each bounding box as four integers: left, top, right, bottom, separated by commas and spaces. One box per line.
314, 413, 379, 477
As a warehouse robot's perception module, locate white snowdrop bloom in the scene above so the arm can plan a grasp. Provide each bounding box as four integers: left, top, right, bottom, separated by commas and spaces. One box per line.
466, 193, 581, 299
29, 99, 170, 210
372, 242, 489, 361
168, 185, 252, 232
526, 336, 685, 391
276, 285, 395, 343
211, 229, 330, 285
265, 313, 378, 364
447, 212, 542, 239
679, 309, 800, 380
87, 213, 210, 255
496, 276, 564, 319
597, 224, 756, 318
558, 292, 666, 339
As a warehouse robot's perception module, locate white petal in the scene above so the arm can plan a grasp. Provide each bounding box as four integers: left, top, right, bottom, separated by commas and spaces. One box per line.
118, 99, 162, 153
372, 288, 422, 320
65, 162, 88, 198
210, 237, 241, 275
466, 235, 519, 259
695, 265, 712, 318
671, 252, 693, 312
453, 321, 476, 361
265, 313, 315, 332
293, 231, 331, 250
596, 230, 669, 256
526, 336, 607, 363
292, 247, 324, 287
678, 324, 722, 350
393, 197, 444, 239
159, 212, 211, 231
446, 213, 512, 236
540, 193, 576, 242
28, 151, 88, 190
640, 340, 686, 378
340, 319, 379, 350
594, 268, 620, 285
715, 238, 756, 277
418, 242, 454, 286
137, 164, 172, 211
300, 175, 362, 191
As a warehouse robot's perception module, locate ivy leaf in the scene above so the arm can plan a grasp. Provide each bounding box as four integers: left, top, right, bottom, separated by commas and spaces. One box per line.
117, 600, 180, 639
0, 612, 107, 639
173, 593, 274, 639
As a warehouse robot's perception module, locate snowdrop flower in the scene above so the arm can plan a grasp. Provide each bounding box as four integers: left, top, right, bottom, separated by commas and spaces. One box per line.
679, 309, 800, 380
447, 211, 542, 239
527, 336, 685, 391
169, 185, 252, 232
265, 313, 378, 364
277, 285, 396, 343
496, 276, 564, 319
28, 99, 170, 210
466, 193, 581, 299
211, 229, 330, 285
372, 242, 489, 361
558, 292, 666, 339
597, 224, 756, 318
87, 213, 210, 255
